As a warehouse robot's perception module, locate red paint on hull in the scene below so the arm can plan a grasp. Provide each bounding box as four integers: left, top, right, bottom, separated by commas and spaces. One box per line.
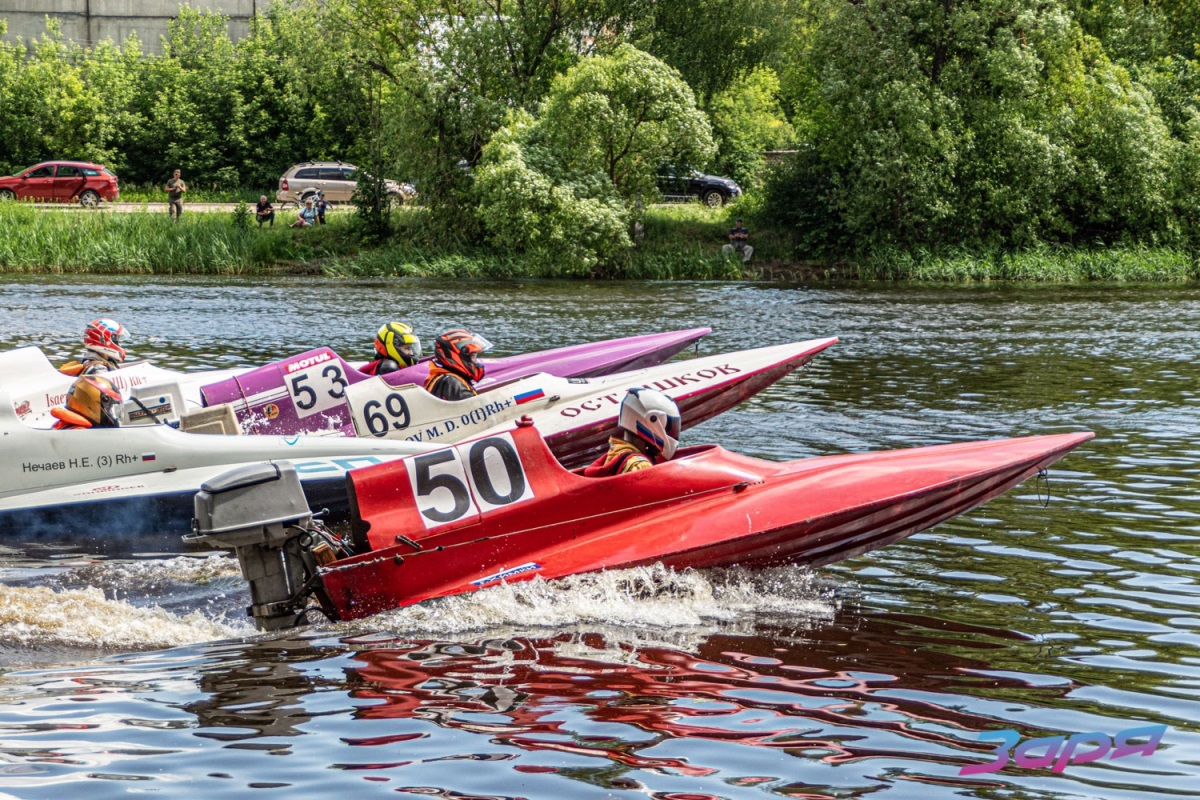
318, 424, 1094, 621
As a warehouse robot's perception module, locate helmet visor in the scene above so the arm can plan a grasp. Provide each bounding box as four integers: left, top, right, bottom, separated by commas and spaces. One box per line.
664, 412, 681, 442
402, 338, 423, 362
464, 333, 493, 355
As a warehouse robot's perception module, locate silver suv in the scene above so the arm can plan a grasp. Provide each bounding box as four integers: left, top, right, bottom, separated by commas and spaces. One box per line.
276, 161, 416, 205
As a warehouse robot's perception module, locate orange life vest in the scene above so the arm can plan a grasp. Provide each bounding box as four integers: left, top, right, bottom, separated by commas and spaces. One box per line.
50, 406, 94, 429
582, 437, 654, 477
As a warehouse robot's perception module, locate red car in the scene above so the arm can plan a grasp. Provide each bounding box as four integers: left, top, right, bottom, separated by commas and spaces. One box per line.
0, 161, 120, 206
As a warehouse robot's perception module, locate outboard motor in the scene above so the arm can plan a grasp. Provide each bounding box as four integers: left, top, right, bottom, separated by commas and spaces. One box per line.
188, 462, 351, 630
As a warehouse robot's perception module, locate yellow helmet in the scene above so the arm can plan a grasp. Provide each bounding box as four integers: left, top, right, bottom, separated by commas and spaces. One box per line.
374, 321, 422, 367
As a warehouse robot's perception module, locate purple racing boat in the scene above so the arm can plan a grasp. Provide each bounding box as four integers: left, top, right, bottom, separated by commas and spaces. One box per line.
200, 328, 711, 436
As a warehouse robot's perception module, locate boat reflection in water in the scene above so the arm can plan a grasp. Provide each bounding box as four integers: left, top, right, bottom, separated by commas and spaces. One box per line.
324, 613, 1069, 787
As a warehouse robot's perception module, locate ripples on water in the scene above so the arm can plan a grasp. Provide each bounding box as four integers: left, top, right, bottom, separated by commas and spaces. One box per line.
2, 277, 1200, 797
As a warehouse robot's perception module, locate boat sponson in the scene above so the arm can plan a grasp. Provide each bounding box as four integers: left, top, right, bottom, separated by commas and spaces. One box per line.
546, 341, 833, 469
199, 328, 712, 436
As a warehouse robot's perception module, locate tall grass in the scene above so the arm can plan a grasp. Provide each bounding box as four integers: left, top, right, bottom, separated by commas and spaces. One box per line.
0, 202, 354, 274
116, 183, 267, 205
861, 244, 1200, 282
6, 201, 1196, 282
324, 203, 752, 279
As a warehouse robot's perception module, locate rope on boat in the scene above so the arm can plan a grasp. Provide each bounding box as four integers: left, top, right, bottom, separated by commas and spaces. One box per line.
1035, 468, 1050, 507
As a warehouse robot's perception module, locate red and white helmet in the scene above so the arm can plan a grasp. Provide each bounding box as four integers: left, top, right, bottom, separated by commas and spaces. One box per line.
83, 318, 128, 363
618, 388, 681, 459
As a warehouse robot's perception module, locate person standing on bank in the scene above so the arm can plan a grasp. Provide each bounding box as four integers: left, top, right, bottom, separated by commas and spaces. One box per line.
314, 191, 329, 225
164, 169, 187, 221
722, 218, 753, 263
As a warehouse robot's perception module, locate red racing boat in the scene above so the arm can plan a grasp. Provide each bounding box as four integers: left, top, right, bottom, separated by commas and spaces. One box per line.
191, 420, 1094, 629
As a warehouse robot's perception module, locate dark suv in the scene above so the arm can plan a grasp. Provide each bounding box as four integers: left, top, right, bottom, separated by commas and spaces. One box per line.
656, 166, 742, 207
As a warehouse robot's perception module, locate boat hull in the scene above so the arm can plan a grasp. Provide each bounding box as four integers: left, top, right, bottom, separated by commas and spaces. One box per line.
4, 346, 244, 429
343, 338, 839, 469
315, 423, 1094, 621
200, 328, 710, 436
0, 392, 434, 545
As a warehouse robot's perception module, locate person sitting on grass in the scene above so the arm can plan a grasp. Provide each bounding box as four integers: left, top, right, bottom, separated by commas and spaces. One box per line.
721, 218, 753, 264
290, 198, 318, 228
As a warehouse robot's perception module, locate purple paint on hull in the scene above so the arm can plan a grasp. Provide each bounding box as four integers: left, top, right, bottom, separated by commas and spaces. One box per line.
200, 328, 711, 437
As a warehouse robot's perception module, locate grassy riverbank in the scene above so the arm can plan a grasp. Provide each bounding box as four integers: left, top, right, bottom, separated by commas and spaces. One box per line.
0, 203, 752, 279
1, 201, 1196, 281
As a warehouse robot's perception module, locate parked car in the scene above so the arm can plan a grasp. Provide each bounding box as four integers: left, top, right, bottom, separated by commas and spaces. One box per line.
276, 161, 416, 206
0, 161, 119, 207
656, 166, 741, 207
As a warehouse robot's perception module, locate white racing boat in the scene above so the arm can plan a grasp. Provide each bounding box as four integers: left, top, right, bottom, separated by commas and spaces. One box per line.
0, 338, 835, 547
345, 338, 839, 468
4, 346, 246, 429
0, 394, 433, 547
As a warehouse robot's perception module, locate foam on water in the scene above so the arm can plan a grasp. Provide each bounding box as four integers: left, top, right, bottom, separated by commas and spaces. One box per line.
52, 553, 243, 597
0, 555, 251, 651
364, 563, 838, 636
5, 558, 834, 654
0, 583, 242, 649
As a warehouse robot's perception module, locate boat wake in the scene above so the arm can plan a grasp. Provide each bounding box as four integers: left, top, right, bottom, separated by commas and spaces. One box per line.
0, 555, 251, 656
0, 582, 245, 651
0, 559, 837, 665
360, 563, 839, 637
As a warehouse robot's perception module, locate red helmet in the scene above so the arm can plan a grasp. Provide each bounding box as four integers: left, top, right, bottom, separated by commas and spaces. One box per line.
432, 329, 492, 383
66, 374, 123, 427
83, 318, 128, 364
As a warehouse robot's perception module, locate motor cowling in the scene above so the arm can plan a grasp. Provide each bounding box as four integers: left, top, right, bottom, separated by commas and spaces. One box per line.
188, 462, 347, 630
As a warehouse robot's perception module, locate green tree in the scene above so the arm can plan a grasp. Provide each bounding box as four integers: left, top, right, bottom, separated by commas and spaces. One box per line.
777, 0, 1189, 253
326, 0, 644, 239
0, 21, 100, 170
708, 66, 795, 187
474, 45, 713, 273
639, 0, 799, 103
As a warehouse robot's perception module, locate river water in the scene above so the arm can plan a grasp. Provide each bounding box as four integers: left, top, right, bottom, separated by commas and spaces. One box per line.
1, 276, 1199, 798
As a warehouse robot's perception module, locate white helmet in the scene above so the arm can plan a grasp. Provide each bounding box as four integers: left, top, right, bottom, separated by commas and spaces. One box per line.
618, 388, 681, 460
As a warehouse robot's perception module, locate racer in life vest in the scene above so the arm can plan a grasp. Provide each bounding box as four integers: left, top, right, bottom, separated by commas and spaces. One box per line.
362, 321, 422, 376
59, 318, 128, 376
423, 329, 492, 401
583, 387, 681, 477
51, 374, 123, 430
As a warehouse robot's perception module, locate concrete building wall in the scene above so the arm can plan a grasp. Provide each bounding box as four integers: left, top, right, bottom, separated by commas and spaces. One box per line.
0, 1, 270, 53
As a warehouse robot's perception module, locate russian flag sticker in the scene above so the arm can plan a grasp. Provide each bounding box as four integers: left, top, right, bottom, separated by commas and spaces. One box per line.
514, 389, 545, 405
142, 453, 157, 462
